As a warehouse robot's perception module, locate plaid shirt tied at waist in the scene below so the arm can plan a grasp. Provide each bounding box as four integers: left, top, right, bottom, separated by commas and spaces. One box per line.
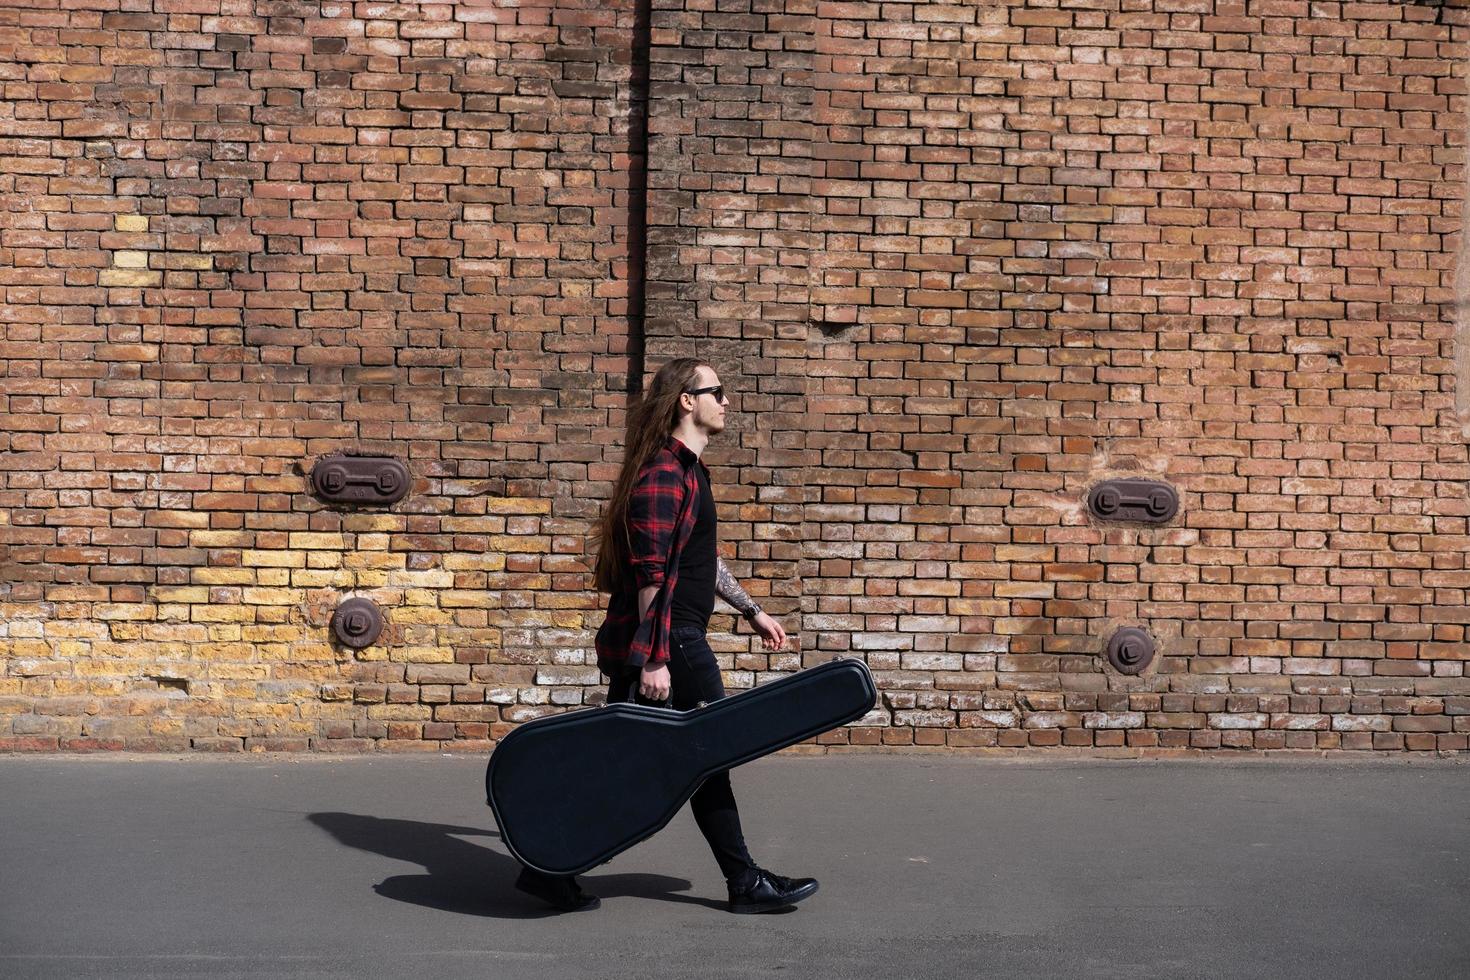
595, 437, 707, 675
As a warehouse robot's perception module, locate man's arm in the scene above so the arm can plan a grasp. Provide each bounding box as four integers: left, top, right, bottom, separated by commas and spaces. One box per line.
715, 556, 761, 619
716, 556, 787, 651
638, 585, 659, 621
627, 462, 684, 657
628, 462, 682, 699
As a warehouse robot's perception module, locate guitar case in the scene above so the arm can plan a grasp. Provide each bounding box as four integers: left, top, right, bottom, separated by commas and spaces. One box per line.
485, 657, 877, 876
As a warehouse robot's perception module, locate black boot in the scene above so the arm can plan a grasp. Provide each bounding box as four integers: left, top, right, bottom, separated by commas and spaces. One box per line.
727, 868, 819, 914
514, 867, 600, 912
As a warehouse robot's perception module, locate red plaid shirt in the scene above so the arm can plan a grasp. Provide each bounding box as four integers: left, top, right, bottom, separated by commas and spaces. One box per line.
595, 437, 707, 675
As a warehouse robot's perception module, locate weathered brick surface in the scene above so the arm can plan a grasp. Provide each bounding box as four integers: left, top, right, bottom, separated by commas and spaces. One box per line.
2, 0, 1468, 753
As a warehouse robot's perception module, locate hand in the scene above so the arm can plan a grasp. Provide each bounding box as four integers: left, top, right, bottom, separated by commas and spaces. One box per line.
750, 611, 787, 651
639, 662, 670, 702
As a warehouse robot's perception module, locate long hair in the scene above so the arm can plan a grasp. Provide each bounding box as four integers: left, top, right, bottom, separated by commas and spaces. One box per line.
592, 358, 707, 594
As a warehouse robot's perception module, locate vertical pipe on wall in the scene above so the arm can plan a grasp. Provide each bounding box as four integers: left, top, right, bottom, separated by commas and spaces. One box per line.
626, 0, 652, 396
1456, 82, 1470, 434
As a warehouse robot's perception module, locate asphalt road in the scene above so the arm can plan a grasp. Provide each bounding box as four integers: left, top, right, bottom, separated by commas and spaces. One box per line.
0, 754, 1465, 979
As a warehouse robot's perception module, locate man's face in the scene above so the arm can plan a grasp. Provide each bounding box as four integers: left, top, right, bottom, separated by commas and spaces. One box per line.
683, 366, 727, 435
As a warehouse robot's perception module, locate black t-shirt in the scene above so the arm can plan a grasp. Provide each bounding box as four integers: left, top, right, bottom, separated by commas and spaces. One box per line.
670, 463, 716, 631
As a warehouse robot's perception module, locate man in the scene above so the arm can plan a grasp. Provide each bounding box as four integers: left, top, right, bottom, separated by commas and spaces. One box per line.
514, 358, 819, 914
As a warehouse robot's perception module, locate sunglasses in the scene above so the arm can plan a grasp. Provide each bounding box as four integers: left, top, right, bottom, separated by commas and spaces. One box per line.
685, 385, 728, 403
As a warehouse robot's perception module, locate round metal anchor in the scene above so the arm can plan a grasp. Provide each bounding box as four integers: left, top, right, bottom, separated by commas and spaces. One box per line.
1105, 627, 1155, 675
331, 597, 384, 649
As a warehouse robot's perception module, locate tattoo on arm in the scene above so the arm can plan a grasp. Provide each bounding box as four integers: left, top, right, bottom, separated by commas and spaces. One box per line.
715, 557, 758, 617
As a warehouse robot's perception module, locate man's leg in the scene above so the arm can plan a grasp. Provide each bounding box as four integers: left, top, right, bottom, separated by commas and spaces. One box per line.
513, 866, 599, 913
667, 630, 818, 912
508, 671, 642, 913
614, 638, 819, 912
666, 628, 759, 887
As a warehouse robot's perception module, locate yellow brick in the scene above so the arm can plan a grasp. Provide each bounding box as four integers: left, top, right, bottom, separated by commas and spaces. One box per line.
242, 587, 305, 606
398, 639, 451, 659
151, 510, 209, 530
995, 545, 1049, 562
392, 570, 454, 589
367, 704, 432, 720
44, 621, 106, 638
402, 625, 441, 646
254, 643, 295, 660
307, 551, 344, 569
487, 573, 550, 590
289, 532, 346, 550
73, 659, 137, 677
6, 656, 69, 675
95, 603, 156, 621
343, 515, 407, 533
140, 626, 206, 645
390, 607, 450, 625
483, 497, 552, 515
186, 576, 244, 596
256, 569, 291, 587
192, 606, 255, 623
441, 591, 496, 609
213, 667, 270, 681
291, 570, 354, 588
115, 214, 149, 232
948, 599, 1006, 616
245, 703, 296, 719
52, 641, 93, 658
99, 268, 161, 287
113, 250, 149, 268
352, 571, 390, 588
486, 536, 550, 553
241, 624, 302, 643
174, 253, 212, 270
344, 552, 399, 570
441, 516, 507, 534
111, 627, 147, 646
149, 586, 210, 604
121, 699, 160, 717
355, 533, 391, 551
155, 604, 192, 623
443, 553, 506, 572
190, 531, 253, 548
538, 593, 592, 609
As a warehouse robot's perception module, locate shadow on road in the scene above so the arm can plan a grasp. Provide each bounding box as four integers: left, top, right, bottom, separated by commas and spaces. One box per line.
308, 812, 725, 917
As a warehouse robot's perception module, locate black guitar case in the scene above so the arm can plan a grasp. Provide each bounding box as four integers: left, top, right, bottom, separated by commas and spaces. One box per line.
485, 657, 877, 876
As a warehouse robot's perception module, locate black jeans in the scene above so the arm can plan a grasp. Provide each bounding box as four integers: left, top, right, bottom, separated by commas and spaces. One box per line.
608, 624, 758, 888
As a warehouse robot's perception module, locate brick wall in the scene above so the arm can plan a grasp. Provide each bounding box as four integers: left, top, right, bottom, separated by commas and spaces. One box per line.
2, 0, 1468, 753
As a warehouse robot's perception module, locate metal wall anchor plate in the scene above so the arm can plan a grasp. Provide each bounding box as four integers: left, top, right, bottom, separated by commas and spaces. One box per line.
1105, 627, 1155, 675
1087, 479, 1179, 524
331, 597, 384, 649
311, 454, 410, 506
